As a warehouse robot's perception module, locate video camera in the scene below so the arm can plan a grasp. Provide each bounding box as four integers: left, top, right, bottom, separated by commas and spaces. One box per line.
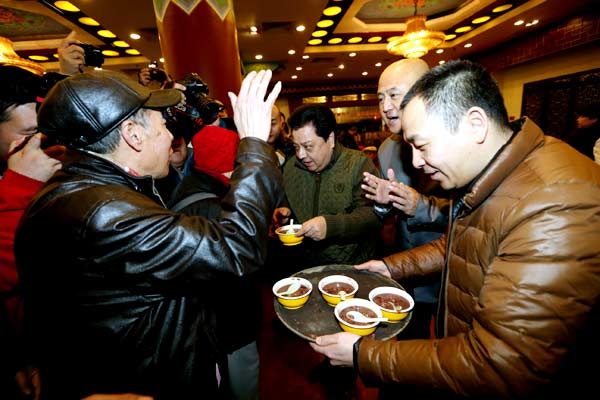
78, 43, 104, 67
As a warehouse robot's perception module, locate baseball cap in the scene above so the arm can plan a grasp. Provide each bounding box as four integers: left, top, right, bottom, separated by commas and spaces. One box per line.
38, 70, 183, 148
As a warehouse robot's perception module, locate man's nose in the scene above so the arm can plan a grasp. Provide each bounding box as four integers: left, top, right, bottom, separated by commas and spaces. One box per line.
412, 149, 425, 169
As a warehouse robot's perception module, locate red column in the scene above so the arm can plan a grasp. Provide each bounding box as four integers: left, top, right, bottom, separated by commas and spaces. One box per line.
155, 0, 242, 114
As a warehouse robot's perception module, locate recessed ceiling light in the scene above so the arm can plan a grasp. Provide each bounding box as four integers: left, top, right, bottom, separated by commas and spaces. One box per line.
455, 26, 472, 33
250, 26, 258, 32
98, 30, 117, 38
312, 30, 328, 38
493, 4, 513, 13
302, 55, 310, 59
436, 49, 444, 54
323, 6, 342, 16
54, 1, 79, 12
308, 39, 322, 45
296, 25, 306, 32
327, 73, 334, 77
328, 38, 342, 44
445, 34, 457, 40
472, 16, 490, 24
362, 71, 368, 76
464, 43, 473, 48
126, 49, 140, 55
317, 20, 334, 28
338, 64, 344, 69
288, 49, 296, 55
375, 62, 382, 67
159, 58, 165, 63
439, 60, 445, 65
29, 55, 49, 61
368, 36, 382, 43
113, 41, 130, 48
79, 17, 99, 26
387, 36, 402, 42
296, 66, 303, 71
348, 37, 363, 43
531, 19, 539, 25
255, 54, 263, 60
53, 53, 59, 59
349, 52, 357, 57
514, 20, 524, 26
129, 33, 141, 40
94, 67, 103, 71
102, 50, 120, 57
292, 75, 298, 79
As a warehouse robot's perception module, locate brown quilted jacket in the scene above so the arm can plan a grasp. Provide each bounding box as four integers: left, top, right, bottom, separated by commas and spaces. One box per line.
357, 118, 600, 398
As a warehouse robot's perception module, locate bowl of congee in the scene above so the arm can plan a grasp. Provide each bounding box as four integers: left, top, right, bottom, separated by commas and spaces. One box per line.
368, 286, 414, 322
318, 275, 358, 306
272, 277, 312, 309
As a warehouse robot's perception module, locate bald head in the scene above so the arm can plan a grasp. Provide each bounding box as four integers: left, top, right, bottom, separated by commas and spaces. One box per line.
378, 58, 429, 134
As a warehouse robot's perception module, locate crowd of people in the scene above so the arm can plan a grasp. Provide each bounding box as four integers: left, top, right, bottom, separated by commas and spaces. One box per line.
0, 30, 599, 400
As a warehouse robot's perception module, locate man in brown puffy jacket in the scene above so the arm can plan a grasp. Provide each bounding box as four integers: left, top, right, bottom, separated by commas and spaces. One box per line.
310, 60, 600, 399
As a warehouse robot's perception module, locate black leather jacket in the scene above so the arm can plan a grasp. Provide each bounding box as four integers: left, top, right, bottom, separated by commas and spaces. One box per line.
15, 138, 284, 399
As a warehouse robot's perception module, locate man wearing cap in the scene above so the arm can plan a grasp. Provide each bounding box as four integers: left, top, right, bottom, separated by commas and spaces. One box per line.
14, 70, 283, 399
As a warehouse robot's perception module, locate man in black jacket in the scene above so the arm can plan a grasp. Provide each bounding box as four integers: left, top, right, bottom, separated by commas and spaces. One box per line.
14, 69, 283, 399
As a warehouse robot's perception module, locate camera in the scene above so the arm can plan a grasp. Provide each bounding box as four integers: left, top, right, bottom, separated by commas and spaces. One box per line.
79, 43, 104, 67
149, 67, 168, 84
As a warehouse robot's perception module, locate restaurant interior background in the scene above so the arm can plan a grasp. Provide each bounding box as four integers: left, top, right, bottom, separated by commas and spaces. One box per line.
1, 0, 599, 144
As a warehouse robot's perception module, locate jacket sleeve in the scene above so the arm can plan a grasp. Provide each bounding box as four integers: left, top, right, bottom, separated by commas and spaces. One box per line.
382, 236, 446, 281
405, 194, 449, 233
325, 155, 382, 239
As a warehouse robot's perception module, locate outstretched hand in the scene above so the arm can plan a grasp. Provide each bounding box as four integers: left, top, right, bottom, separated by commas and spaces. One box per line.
309, 332, 361, 367
354, 259, 391, 278
228, 70, 281, 142
362, 168, 397, 205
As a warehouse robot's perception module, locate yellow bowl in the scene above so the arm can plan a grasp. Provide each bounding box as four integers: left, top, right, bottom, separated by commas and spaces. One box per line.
272, 277, 312, 309
334, 298, 383, 336
318, 275, 358, 307
275, 224, 304, 246
368, 286, 414, 323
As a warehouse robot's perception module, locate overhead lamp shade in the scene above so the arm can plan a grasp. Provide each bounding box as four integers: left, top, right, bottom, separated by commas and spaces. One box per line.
0, 36, 45, 76
387, 15, 445, 59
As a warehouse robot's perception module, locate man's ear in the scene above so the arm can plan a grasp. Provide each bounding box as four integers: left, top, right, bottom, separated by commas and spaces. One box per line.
465, 106, 488, 144
327, 131, 335, 147
121, 120, 143, 152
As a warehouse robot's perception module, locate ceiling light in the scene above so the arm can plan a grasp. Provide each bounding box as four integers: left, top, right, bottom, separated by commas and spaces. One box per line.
455, 26, 472, 33
53, 54, 59, 59
296, 66, 303, 71
79, 17, 99, 26
349, 52, 356, 57
113, 41, 130, 48
317, 20, 334, 28
125, 49, 140, 55
514, 20, 524, 26
288, 49, 296, 55
362, 71, 368, 76
348, 37, 363, 43
292, 75, 298, 79
328, 38, 342, 44
368, 36, 382, 43
531, 19, 539, 25
0, 37, 45, 75
493, 4, 513, 13
312, 30, 328, 38
296, 25, 306, 32
308, 39, 322, 45
28, 55, 48, 61
327, 73, 334, 77
102, 50, 120, 57
375, 62, 382, 67
93, 67, 102, 71
464, 43, 472, 48
159, 58, 165, 63
97, 30, 116, 38
250, 26, 258, 32
302, 55, 310, 59
323, 6, 342, 16
435, 49, 444, 54
129, 33, 141, 40
338, 64, 344, 69
472, 16, 490, 24
54, 1, 79, 12
386, 0, 445, 58
445, 34, 457, 40
255, 54, 263, 60
439, 60, 445, 65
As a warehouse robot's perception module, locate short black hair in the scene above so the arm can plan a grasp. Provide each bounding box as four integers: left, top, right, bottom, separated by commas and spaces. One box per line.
288, 104, 337, 141
0, 65, 40, 123
401, 59, 510, 134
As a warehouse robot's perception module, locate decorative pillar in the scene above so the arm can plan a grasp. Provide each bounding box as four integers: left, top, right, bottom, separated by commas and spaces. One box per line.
154, 0, 242, 114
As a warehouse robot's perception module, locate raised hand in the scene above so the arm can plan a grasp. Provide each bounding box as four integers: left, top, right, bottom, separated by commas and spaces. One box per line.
361, 168, 397, 205
7, 133, 63, 182
228, 70, 281, 142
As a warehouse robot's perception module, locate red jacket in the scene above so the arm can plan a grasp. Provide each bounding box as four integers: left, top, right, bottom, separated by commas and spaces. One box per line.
0, 169, 43, 332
